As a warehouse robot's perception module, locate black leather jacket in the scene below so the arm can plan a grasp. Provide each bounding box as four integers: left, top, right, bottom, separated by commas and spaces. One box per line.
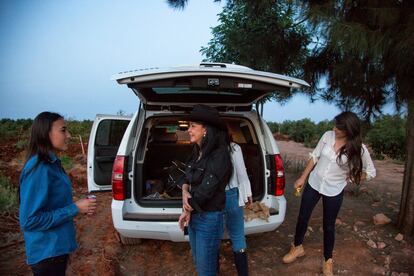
185, 146, 231, 213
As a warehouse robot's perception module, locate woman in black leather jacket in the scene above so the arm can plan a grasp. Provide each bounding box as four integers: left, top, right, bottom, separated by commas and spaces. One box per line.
179, 105, 232, 276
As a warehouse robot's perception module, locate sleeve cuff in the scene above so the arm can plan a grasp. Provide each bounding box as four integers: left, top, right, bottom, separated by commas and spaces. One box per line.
363, 171, 375, 181
68, 203, 79, 217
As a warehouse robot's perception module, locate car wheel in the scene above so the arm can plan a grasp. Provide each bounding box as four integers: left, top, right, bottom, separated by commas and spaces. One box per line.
118, 233, 142, 245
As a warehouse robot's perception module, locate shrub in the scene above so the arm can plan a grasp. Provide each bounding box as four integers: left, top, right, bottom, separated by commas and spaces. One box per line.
282, 154, 306, 173
15, 139, 28, 150
0, 176, 18, 211
0, 118, 93, 144
0, 118, 32, 141
267, 121, 280, 133
279, 119, 317, 146
307, 120, 334, 147
66, 119, 93, 141
366, 115, 406, 160
269, 115, 405, 161
60, 155, 73, 171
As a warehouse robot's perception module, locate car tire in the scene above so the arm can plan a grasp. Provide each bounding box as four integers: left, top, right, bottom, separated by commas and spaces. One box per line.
118, 233, 142, 245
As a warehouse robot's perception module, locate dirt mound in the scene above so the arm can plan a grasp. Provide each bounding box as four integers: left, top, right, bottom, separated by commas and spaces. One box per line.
68, 164, 87, 190
0, 143, 25, 188
0, 138, 21, 163
65, 142, 88, 158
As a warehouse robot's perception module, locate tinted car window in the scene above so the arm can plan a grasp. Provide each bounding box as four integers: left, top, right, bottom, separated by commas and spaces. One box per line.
96, 119, 129, 146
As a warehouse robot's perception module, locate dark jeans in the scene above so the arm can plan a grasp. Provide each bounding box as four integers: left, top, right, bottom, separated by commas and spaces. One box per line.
294, 183, 344, 260
30, 254, 68, 276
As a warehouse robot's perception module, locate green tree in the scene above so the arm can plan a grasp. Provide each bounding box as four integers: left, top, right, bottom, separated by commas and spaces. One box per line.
300, 0, 414, 236
366, 115, 406, 161
167, 0, 311, 109
201, 1, 310, 105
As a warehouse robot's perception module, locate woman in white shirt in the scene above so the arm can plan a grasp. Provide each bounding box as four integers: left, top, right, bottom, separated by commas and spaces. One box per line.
225, 141, 252, 276
282, 112, 376, 276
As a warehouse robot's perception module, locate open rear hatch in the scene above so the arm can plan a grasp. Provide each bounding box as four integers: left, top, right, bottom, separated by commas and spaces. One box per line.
114, 63, 309, 109
113, 63, 309, 208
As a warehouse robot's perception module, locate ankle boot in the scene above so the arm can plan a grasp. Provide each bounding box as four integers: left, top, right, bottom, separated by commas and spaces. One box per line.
282, 243, 305, 264
233, 250, 249, 276
323, 258, 333, 276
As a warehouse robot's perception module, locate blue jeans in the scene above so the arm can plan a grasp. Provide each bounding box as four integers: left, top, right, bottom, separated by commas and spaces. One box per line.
189, 211, 224, 276
224, 188, 247, 252
294, 183, 344, 260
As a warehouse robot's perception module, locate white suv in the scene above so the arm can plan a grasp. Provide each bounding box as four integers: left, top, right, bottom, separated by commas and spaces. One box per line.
87, 63, 309, 244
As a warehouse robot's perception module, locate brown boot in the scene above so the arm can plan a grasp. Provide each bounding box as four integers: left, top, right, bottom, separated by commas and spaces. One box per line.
323, 258, 334, 276
282, 244, 305, 264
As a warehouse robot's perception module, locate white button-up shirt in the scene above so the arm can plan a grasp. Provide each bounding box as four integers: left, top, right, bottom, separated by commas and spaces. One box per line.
308, 131, 376, 196
227, 142, 252, 206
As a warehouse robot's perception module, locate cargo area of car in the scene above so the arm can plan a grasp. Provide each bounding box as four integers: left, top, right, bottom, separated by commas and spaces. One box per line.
133, 115, 265, 206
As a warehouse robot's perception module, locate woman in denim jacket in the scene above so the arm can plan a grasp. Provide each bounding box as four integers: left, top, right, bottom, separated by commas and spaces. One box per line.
179, 105, 232, 276
19, 112, 97, 275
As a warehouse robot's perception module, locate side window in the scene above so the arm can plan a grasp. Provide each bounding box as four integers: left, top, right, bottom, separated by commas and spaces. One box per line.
240, 123, 254, 144
96, 119, 129, 146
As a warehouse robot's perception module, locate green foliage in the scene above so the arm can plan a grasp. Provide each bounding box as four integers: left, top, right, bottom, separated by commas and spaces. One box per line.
272, 118, 332, 147
0, 119, 93, 143
269, 115, 406, 160
301, 1, 413, 120
60, 155, 73, 171
66, 120, 93, 141
283, 119, 315, 145
15, 139, 28, 150
366, 115, 406, 161
0, 175, 18, 211
201, 0, 310, 103
0, 118, 32, 141
267, 121, 280, 133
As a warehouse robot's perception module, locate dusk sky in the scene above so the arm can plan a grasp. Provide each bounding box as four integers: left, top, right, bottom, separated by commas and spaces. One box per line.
1, 0, 395, 123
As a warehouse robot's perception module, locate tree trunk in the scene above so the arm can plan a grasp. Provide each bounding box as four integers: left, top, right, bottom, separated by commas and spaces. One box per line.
397, 93, 414, 237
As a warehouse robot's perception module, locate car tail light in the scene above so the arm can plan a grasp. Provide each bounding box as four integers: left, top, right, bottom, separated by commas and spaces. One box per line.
112, 155, 127, 200
274, 154, 285, 196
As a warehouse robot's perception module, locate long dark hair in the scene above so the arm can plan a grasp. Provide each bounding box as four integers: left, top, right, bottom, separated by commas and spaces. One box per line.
19, 112, 63, 203
190, 122, 233, 181
26, 111, 64, 163
335, 111, 363, 184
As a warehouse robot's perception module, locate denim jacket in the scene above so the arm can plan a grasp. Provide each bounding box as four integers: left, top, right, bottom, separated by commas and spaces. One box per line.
19, 153, 78, 265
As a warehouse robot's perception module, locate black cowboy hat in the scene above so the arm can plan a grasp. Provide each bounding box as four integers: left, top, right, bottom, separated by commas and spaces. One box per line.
186, 104, 227, 130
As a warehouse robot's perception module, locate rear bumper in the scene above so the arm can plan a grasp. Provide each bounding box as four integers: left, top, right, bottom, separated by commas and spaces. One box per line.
111, 195, 286, 242
112, 200, 188, 242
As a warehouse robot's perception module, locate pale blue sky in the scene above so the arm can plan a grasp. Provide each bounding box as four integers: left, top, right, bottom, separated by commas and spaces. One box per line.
0, 0, 392, 122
